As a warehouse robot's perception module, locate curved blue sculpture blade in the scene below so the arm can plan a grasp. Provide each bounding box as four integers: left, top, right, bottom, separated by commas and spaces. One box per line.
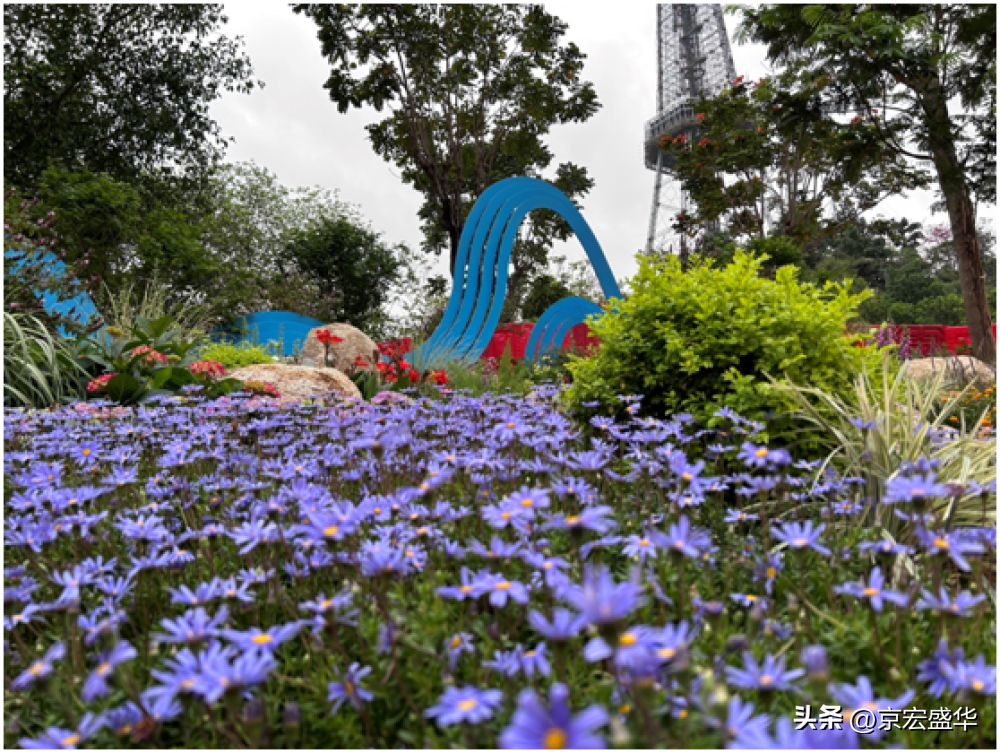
414, 177, 620, 369
524, 297, 605, 362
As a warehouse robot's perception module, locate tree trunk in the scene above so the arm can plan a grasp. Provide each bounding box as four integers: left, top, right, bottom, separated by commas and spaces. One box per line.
924, 92, 996, 364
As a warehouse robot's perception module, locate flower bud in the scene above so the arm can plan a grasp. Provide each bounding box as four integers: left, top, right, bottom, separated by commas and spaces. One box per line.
725, 634, 748, 654
800, 645, 829, 682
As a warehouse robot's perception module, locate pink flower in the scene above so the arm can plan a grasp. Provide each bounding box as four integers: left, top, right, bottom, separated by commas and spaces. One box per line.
130, 346, 168, 366
86, 373, 118, 392
190, 360, 226, 379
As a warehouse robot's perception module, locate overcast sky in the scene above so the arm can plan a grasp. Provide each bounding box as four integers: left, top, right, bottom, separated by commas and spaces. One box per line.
209, 2, 942, 287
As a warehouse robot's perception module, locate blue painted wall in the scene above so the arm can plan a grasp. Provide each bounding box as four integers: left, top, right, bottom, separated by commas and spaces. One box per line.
213, 311, 326, 356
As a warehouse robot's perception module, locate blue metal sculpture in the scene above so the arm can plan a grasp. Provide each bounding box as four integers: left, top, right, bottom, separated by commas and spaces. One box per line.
414, 177, 620, 368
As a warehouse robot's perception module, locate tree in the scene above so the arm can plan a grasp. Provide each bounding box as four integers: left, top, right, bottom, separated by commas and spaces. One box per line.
3, 4, 259, 194
286, 216, 405, 337
658, 69, 928, 249
736, 4, 996, 361
292, 4, 600, 278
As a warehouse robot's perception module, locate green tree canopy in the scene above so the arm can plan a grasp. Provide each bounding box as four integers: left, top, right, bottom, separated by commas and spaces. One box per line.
292, 4, 601, 279
3, 4, 259, 195
657, 69, 928, 249
735, 3, 995, 361
286, 216, 405, 336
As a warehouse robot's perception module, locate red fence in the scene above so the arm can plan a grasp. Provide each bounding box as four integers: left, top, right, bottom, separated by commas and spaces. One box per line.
379, 322, 600, 362
379, 323, 996, 362
870, 324, 997, 357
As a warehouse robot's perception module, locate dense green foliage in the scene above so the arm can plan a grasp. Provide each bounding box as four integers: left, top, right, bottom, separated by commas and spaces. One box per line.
194, 341, 278, 371
736, 3, 996, 361
286, 216, 405, 337
3, 4, 258, 194
564, 251, 886, 430
657, 68, 927, 250
293, 3, 600, 282
76, 315, 243, 406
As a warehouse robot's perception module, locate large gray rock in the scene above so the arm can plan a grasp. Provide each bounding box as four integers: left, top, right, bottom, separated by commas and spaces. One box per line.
228, 363, 361, 403
298, 323, 379, 373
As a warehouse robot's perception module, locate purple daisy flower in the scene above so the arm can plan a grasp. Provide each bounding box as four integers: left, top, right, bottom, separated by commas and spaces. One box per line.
82, 641, 138, 701
915, 586, 986, 617
222, 621, 303, 652
725, 651, 804, 692
425, 686, 504, 727
528, 608, 588, 642
834, 566, 910, 612
12, 641, 65, 690
500, 682, 608, 749
772, 521, 831, 556
565, 565, 644, 627
328, 662, 373, 712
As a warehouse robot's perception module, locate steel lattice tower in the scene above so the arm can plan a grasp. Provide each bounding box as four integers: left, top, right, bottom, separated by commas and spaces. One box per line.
644, 4, 736, 256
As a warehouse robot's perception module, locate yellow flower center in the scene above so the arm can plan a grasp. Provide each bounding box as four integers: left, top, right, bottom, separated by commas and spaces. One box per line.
458, 698, 478, 712
506, 422, 515, 429
320, 599, 333, 609
542, 561, 554, 570
60, 735, 80, 747
82, 449, 91, 456
451, 636, 463, 648
181, 679, 195, 690
682, 472, 693, 481
460, 585, 472, 594
29, 662, 44, 676
323, 525, 339, 537
639, 538, 650, 546
524, 650, 537, 658
521, 498, 534, 507
295, 466, 303, 472
501, 512, 511, 520
619, 631, 638, 647
96, 662, 112, 676
765, 567, 776, 579
678, 708, 689, 719
252, 634, 273, 645
754, 448, 768, 458
759, 674, 773, 685
566, 516, 579, 525
543, 728, 568, 749
345, 681, 355, 696
620, 704, 631, 715
792, 537, 808, 547
373, 507, 382, 515
419, 483, 430, 492
972, 679, 985, 692
862, 587, 880, 597
495, 581, 511, 590
658, 647, 676, 660
933, 537, 949, 549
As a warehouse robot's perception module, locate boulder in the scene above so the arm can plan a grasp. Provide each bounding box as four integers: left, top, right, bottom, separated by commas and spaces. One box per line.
902, 357, 996, 387
298, 323, 379, 372
228, 364, 361, 403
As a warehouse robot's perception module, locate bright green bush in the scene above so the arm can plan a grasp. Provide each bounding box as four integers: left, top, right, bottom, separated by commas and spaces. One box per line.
565, 250, 889, 430
195, 340, 277, 370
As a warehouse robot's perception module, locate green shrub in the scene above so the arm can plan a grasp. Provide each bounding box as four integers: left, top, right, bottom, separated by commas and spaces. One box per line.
3, 311, 88, 407
195, 340, 277, 370
564, 250, 888, 431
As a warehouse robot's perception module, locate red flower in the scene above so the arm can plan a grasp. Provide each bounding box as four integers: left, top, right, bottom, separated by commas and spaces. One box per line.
399, 360, 411, 371
696, 112, 705, 121
243, 380, 281, 398
433, 370, 449, 385
407, 368, 419, 382
316, 329, 344, 345
87, 373, 118, 392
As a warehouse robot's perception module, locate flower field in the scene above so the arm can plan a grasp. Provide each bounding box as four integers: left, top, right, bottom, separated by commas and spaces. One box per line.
3, 387, 996, 749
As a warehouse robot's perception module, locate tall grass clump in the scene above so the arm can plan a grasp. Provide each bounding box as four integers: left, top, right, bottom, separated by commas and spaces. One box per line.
96, 273, 216, 344
772, 353, 996, 538
3, 311, 88, 407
